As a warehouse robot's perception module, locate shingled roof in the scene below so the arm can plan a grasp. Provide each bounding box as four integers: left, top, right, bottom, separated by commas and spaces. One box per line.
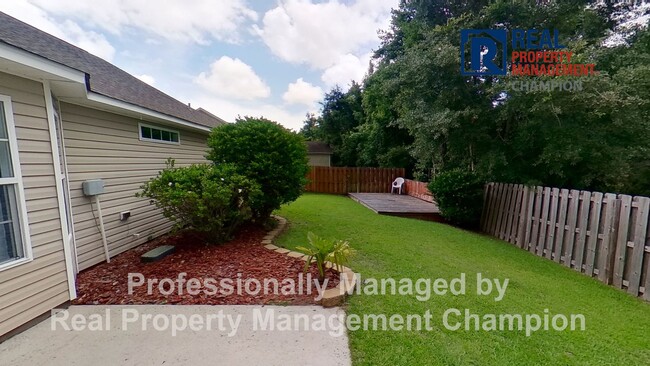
306, 141, 333, 154
0, 12, 224, 128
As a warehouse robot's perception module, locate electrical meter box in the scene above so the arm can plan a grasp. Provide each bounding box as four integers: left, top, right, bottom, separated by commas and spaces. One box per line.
82, 179, 105, 196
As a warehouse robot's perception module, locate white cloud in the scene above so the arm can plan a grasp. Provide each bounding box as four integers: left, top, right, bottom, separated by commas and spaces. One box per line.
321, 53, 372, 88
1, 1, 116, 60
136, 74, 156, 86
282, 78, 323, 108
254, 0, 397, 69
194, 56, 271, 101
188, 95, 308, 131
0, 0, 399, 132
25, 0, 257, 44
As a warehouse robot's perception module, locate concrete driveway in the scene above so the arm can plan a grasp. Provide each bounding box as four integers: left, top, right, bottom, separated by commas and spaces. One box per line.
0, 305, 351, 366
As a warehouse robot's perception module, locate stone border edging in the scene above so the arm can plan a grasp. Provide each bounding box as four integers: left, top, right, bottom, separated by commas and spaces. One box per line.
263, 215, 357, 307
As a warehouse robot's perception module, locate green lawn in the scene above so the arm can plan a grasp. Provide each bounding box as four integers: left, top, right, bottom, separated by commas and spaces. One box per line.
275, 194, 650, 366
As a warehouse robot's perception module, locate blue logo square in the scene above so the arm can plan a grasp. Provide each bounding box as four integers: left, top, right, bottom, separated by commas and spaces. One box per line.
460, 29, 508, 76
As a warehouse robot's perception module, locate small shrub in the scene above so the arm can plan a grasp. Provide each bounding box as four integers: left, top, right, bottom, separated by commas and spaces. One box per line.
207, 116, 309, 221
428, 169, 485, 228
137, 159, 261, 243
296, 232, 355, 282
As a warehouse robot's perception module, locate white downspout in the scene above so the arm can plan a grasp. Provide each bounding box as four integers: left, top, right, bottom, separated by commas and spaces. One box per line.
94, 195, 110, 263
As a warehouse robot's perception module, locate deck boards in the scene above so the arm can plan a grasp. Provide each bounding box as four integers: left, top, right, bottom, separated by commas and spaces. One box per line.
348, 193, 441, 221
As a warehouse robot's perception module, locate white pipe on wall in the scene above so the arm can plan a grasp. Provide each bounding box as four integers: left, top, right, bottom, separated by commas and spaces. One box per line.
94, 195, 110, 263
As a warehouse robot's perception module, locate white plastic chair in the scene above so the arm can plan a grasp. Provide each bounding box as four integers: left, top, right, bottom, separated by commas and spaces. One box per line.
391, 177, 405, 195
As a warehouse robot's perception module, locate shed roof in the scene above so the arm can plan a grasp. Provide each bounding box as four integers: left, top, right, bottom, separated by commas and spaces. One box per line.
306, 141, 333, 154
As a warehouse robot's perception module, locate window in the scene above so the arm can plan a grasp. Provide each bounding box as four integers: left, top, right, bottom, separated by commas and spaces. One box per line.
139, 123, 180, 144
0, 96, 31, 269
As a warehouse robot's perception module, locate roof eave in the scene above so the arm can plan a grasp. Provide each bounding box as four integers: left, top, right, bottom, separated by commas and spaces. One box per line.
0, 41, 212, 133
0, 41, 86, 84
85, 92, 212, 133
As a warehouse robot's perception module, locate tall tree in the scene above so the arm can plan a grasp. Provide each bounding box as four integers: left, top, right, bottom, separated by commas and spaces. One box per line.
376, 0, 490, 62
319, 83, 365, 166
299, 113, 321, 140
306, 0, 650, 195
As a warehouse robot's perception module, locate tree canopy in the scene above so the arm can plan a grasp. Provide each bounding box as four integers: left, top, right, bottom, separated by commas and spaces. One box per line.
301, 0, 650, 195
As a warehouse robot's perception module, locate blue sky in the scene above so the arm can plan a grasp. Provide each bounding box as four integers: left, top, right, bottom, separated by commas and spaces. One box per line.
1, 0, 399, 130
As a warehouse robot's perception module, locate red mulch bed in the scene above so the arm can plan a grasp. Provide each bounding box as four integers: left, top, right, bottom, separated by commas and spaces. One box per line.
73, 224, 340, 306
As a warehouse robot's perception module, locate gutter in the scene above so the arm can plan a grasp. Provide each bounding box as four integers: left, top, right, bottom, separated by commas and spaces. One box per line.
86, 92, 212, 133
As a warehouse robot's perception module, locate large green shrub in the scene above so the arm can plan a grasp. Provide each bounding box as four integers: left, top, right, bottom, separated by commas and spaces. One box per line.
137, 160, 261, 243
428, 169, 485, 228
207, 116, 309, 220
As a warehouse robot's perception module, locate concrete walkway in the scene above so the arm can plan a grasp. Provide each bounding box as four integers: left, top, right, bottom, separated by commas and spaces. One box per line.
0, 305, 351, 366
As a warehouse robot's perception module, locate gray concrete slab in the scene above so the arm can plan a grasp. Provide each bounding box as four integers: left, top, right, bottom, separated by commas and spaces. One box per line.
0, 305, 351, 366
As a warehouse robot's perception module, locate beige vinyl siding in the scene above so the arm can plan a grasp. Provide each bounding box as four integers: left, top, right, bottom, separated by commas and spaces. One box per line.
308, 154, 331, 167
0, 72, 70, 336
59, 102, 209, 271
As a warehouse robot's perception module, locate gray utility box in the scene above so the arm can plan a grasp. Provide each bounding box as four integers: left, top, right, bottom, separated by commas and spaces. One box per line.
82, 179, 105, 196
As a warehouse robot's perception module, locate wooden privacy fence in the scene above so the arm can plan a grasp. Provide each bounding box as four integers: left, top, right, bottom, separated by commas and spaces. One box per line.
305, 166, 405, 194
481, 183, 650, 300
404, 179, 435, 203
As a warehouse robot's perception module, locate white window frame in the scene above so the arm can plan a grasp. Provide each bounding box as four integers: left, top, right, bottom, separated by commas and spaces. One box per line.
138, 123, 181, 145
0, 94, 33, 271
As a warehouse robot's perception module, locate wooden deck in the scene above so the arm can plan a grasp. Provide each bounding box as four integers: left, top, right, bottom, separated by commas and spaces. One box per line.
348, 193, 442, 221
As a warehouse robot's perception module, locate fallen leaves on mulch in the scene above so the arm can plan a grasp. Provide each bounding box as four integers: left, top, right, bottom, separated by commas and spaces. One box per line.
73, 224, 340, 306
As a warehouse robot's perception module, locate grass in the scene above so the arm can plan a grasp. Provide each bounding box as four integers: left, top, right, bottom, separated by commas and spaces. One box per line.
275, 194, 650, 366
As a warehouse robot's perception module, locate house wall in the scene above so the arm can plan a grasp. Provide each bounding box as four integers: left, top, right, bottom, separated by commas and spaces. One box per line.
59, 102, 210, 271
0, 72, 70, 336
308, 154, 331, 167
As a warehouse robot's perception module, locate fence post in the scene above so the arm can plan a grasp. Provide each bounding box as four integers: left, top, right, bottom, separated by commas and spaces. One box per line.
585, 192, 604, 276
515, 186, 529, 247
564, 190, 580, 267
613, 195, 632, 288
573, 191, 592, 272
554, 189, 569, 263
356, 167, 360, 193
628, 197, 649, 296
599, 194, 620, 284
480, 183, 488, 231
544, 188, 558, 259
537, 187, 551, 257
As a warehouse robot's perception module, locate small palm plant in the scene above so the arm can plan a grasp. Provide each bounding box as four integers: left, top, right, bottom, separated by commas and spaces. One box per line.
296, 232, 354, 282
